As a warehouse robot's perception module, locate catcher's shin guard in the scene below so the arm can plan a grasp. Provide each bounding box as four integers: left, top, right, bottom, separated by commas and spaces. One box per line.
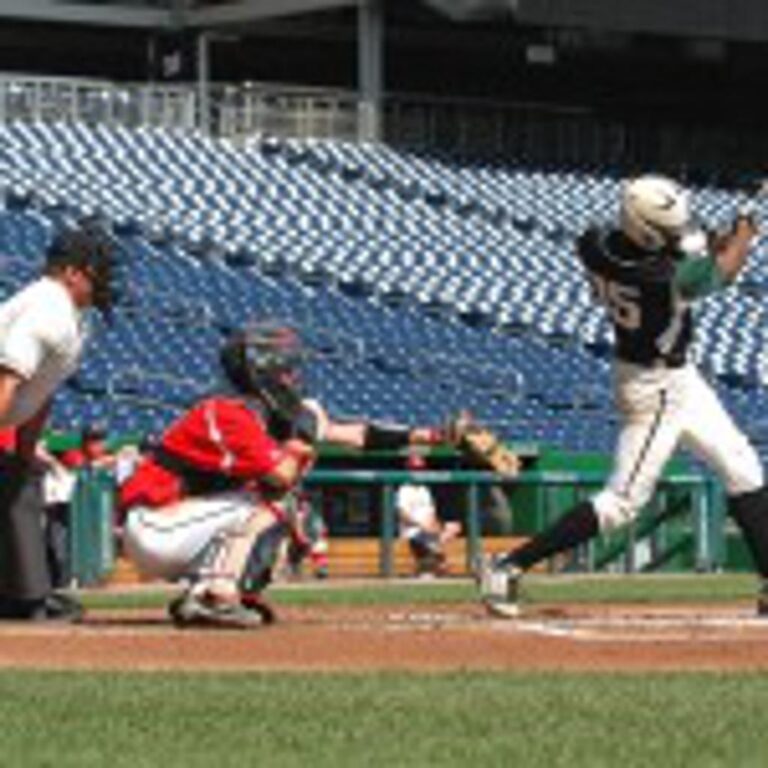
193, 508, 287, 599
239, 519, 289, 594
729, 486, 768, 578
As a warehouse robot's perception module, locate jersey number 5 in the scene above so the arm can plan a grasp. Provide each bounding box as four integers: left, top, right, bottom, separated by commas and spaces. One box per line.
589, 274, 641, 330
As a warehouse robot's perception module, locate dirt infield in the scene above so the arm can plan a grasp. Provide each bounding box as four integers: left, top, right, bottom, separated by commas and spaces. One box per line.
2, 601, 768, 672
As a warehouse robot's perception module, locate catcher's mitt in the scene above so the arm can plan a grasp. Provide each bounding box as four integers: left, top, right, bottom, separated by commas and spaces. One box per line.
446, 413, 520, 478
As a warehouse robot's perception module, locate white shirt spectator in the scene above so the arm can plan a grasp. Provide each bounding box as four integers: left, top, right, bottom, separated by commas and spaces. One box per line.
0, 277, 89, 427
397, 483, 438, 541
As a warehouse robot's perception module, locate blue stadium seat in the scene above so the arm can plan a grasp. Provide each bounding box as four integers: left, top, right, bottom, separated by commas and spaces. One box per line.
2, 123, 764, 455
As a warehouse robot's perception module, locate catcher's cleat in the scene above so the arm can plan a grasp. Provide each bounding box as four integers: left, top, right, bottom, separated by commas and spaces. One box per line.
241, 592, 277, 625
479, 555, 521, 618
167, 592, 186, 623
169, 591, 268, 629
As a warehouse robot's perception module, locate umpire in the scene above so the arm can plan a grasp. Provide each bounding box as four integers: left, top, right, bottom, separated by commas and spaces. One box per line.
0, 226, 113, 621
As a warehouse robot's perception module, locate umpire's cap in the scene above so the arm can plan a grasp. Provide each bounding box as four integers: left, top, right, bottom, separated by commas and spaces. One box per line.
45, 227, 114, 312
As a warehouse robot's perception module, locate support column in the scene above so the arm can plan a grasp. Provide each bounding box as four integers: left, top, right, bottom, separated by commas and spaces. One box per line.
197, 31, 210, 135
357, 0, 384, 143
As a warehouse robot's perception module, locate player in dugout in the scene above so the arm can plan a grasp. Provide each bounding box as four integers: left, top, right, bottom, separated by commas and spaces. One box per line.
118, 320, 450, 628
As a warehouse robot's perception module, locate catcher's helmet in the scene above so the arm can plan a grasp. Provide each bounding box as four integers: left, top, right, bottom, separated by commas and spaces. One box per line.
45, 226, 115, 312
620, 175, 690, 252
220, 321, 305, 416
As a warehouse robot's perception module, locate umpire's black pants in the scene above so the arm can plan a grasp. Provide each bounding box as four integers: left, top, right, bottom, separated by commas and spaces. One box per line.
0, 453, 52, 600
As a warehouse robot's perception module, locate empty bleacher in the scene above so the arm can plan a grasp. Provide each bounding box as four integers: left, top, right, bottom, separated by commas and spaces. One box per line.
2, 120, 767, 458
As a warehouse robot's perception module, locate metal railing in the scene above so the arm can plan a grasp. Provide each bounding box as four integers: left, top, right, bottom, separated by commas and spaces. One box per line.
3, 72, 766, 169
0, 74, 196, 130
215, 82, 361, 142
305, 468, 723, 577
65, 462, 721, 585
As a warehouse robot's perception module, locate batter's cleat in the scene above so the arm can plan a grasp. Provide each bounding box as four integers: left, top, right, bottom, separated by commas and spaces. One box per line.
757, 580, 768, 618
479, 555, 522, 618
169, 591, 268, 629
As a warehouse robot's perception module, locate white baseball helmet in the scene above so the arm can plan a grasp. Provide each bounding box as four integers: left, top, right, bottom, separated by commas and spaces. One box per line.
620, 175, 690, 251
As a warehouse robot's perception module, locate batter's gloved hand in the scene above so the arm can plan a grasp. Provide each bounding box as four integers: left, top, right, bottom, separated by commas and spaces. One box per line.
735, 206, 760, 238
444, 412, 521, 478
736, 179, 766, 234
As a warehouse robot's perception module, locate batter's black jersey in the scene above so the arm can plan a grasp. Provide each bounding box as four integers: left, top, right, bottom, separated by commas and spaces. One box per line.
577, 226, 692, 366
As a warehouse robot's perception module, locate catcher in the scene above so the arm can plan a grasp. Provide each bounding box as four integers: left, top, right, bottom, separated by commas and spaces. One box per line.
118, 321, 447, 628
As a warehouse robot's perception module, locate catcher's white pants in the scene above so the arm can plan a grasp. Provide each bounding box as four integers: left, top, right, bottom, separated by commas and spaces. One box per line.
592, 362, 764, 531
123, 491, 262, 581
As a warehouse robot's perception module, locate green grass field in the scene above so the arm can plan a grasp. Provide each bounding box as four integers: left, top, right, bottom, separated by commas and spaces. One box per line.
4, 574, 767, 768
3, 671, 768, 768
81, 571, 760, 610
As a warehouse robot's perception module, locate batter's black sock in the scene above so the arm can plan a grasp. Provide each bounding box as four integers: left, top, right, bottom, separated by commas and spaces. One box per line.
729, 486, 768, 579
497, 500, 600, 572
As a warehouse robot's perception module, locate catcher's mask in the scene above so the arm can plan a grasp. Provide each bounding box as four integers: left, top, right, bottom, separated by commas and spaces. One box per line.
45, 227, 115, 313
220, 321, 305, 417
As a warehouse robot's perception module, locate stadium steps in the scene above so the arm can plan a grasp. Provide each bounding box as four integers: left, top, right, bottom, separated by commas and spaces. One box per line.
325, 535, 528, 578
103, 556, 154, 586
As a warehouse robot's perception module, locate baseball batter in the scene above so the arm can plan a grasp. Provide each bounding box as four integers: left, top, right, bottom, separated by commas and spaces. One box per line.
481, 175, 768, 616
119, 321, 443, 628
0, 227, 113, 621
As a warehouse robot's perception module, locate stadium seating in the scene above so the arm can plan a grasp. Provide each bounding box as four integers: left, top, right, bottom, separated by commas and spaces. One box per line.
2, 120, 766, 456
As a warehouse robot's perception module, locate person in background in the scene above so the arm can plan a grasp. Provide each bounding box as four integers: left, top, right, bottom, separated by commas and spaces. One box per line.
39, 423, 116, 590
38, 440, 77, 591
283, 492, 330, 580
0, 227, 113, 621
58, 423, 115, 471
396, 452, 461, 577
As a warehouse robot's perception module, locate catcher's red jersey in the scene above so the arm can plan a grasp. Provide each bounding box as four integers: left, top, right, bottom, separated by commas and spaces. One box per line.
119, 397, 284, 512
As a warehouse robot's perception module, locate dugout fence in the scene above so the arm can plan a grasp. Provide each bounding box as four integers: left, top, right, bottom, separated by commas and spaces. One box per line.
66, 466, 727, 586
68, 468, 117, 587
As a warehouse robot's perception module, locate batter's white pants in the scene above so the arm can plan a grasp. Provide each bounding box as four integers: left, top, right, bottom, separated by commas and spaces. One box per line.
592, 362, 764, 531
122, 491, 261, 581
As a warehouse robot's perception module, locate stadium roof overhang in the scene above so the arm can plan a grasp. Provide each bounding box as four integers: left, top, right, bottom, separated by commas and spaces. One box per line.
2, 0, 767, 42
0, 0, 359, 29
